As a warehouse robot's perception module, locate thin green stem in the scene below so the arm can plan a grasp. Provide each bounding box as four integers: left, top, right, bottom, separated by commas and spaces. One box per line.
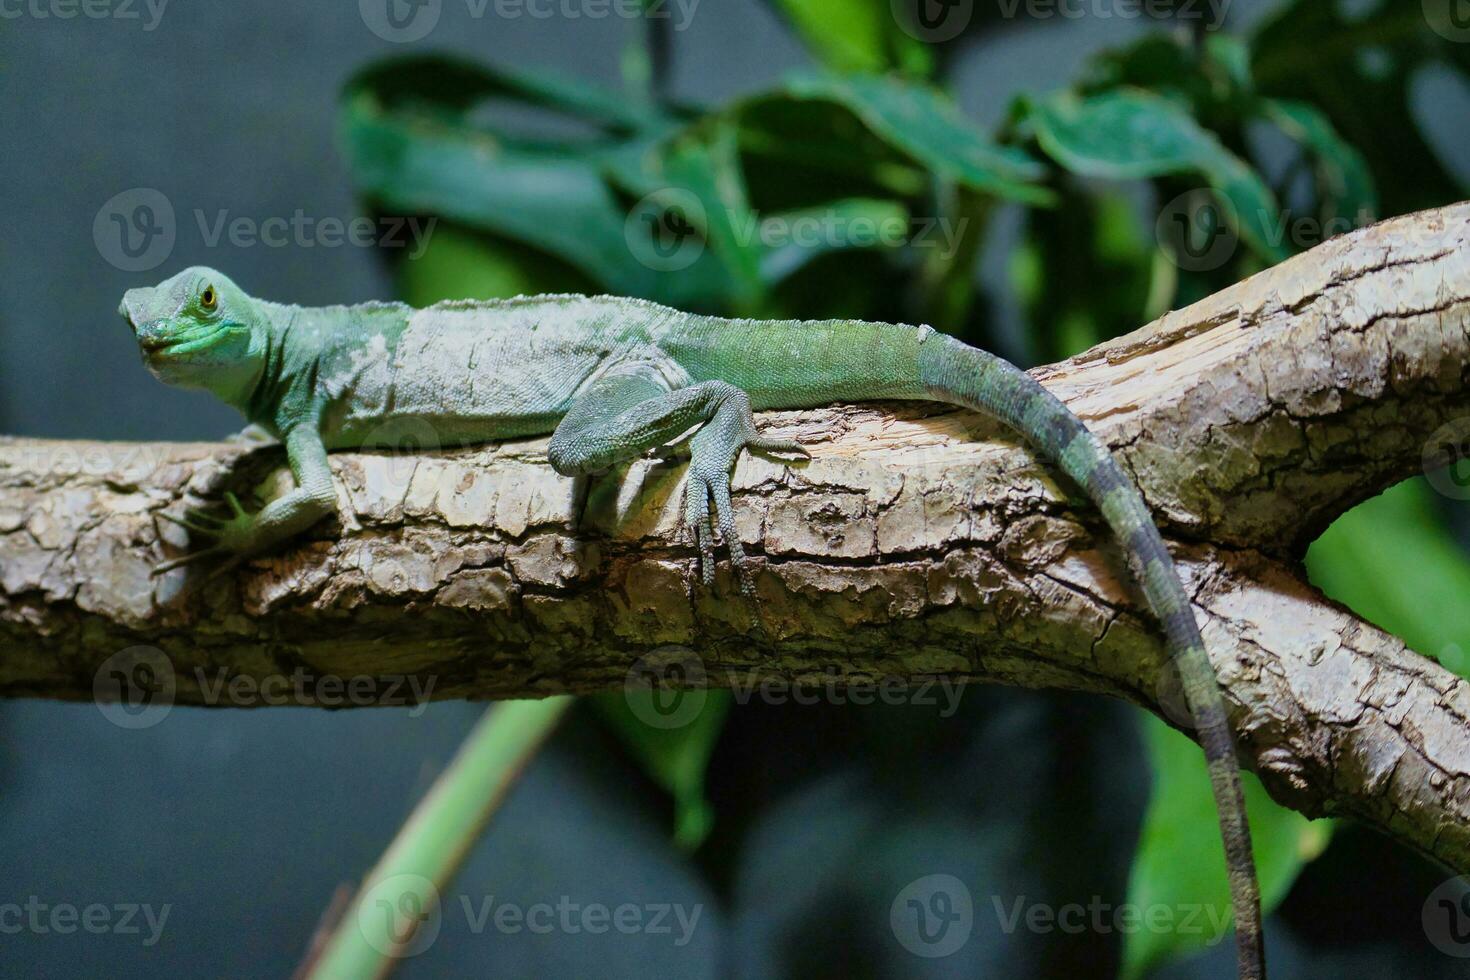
304, 696, 575, 980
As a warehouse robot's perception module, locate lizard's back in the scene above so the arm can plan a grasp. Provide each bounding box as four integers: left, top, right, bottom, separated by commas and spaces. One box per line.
312, 295, 685, 448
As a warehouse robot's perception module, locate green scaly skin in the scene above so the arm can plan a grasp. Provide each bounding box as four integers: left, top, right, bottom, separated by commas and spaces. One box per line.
121, 266, 1263, 979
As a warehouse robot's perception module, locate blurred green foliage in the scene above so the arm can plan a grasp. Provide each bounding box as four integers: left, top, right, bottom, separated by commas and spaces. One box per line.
340, 0, 1470, 974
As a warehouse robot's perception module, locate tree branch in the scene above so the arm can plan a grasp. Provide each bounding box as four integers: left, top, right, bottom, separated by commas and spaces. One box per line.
3, 203, 1470, 873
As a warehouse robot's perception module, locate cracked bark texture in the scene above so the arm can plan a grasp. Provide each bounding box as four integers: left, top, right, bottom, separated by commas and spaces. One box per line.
3, 203, 1470, 874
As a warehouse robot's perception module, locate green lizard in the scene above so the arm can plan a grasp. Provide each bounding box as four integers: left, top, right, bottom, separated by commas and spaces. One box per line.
122, 265, 1264, 978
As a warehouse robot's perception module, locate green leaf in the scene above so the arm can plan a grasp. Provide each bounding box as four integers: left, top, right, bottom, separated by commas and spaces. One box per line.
340, 55, 744, 311
763, 0, 931, 76
781, 73, 1054, 204
733, 93, 930, 209
1026, 88, 1289, 264
654, 124, 766, 311
1123, 715, 1333, 980
346, 52, 670, 134
1260, 98, 1378, 226
395, 222, 594, 305
1205, 34, 1254, 96
1306, 479, 1470, 676
1084, 34, 1212, 105
592, 691, 731, 850
1252, 0, 1470, 217
754, 197, 909, 282
1013, 187, 1155, 363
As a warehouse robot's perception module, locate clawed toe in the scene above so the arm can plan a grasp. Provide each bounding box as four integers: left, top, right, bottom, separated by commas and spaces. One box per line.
684, 467, 761, 597
152, 493, 258, 578
156, 509, 222, 535
152, 547, 224, 576
748, 436, 810, 459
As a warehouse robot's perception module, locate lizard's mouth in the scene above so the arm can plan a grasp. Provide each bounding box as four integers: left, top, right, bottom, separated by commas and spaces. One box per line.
133, 325, 186, 357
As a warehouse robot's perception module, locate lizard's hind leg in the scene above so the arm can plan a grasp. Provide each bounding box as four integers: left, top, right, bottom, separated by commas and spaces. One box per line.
547, 371, 807, 594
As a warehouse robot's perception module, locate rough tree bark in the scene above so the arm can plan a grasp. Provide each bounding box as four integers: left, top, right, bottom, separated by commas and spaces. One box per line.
3, 203, 1470, 875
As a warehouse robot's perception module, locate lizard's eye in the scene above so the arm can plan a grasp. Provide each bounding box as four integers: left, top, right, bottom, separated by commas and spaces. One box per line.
200, 285, 217, 312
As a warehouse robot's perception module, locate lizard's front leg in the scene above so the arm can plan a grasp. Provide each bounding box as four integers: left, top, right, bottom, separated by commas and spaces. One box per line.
547, 370, 806, 594
154, 425, 338, 575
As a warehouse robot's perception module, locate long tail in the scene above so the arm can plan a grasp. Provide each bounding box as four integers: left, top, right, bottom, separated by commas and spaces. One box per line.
918, 333, 1264, 980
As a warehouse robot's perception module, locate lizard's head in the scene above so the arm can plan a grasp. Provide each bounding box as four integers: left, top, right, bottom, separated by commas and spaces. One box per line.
120, 266, 267, 396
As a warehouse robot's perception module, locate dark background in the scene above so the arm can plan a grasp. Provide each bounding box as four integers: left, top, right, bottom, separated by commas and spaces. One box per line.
2, 1, 1467, 977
